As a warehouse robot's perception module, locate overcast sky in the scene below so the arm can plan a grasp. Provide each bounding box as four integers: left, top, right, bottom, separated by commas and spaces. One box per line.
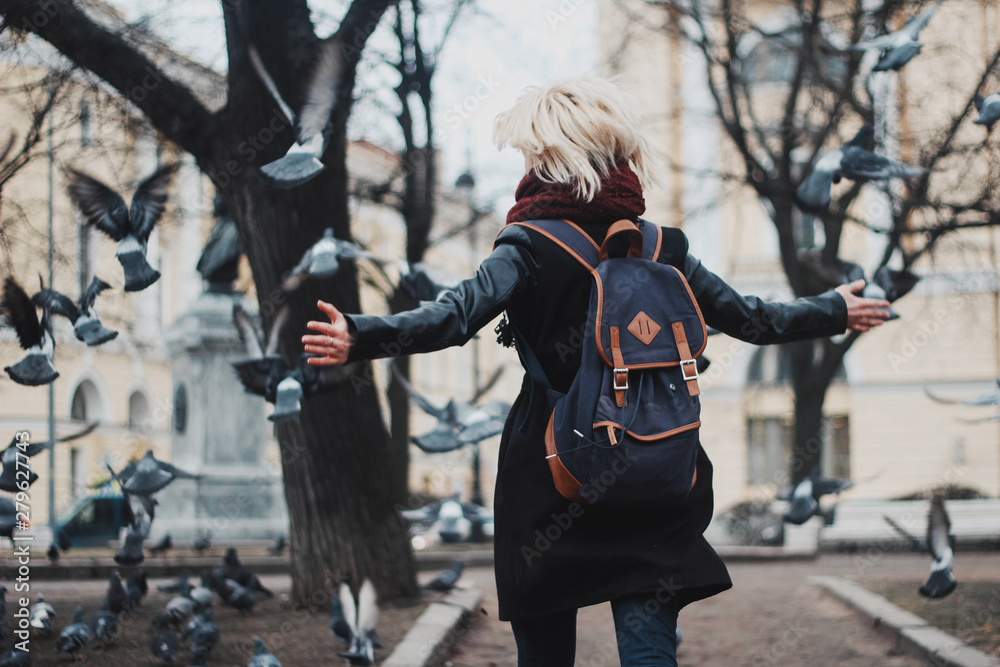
110, 0, 600, 216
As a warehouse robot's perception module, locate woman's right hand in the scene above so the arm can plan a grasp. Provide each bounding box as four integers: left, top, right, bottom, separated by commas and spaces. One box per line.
302, 300, 352, 365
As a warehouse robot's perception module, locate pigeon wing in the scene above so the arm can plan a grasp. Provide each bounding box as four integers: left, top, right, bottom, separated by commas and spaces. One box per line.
32, 288, 80, 323
356, 579, 377, 636
332, 238, 374, 261
794, 162, 836, 213
158, 460, 197, 480
232, 304, 265, 359
247, 45, 297, 126
129, 163, 178, 242
264, 305, 290, 357
55, 420, 99, 444
280, 247, 313, 294
338, 583, 358, 637
927, 496, 951, 561
81, 276, 112, 315
233, 360, 273, 397
901, 0, 944, 39
65, 169, 130, 241
2, 278, 42, 349
840, 149, 925, 181
298, 38, 342, 143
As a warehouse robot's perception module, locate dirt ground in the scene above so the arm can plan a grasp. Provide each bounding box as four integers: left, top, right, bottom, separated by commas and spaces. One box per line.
436, 552, 1000, 666
879, 580, 1000, 656
0, 573, 426, 666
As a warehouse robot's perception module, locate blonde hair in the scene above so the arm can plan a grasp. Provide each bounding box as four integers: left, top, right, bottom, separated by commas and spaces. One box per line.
493, 77, 660, 202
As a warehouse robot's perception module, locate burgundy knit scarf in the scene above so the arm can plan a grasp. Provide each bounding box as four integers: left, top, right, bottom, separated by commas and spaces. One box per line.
505, 164, 646, 224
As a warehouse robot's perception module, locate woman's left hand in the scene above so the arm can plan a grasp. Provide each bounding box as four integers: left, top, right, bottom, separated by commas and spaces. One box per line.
302, 300, 351, 365
834, 279, 892, 332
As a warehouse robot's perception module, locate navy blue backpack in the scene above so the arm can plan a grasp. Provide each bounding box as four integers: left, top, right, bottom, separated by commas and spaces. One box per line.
507, 218, 707, 508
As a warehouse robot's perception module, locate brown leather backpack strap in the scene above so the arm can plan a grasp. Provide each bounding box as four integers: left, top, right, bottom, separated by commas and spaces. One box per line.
610, 326, 628, 408
598, 220, 643, 263
671, 322, 700, 397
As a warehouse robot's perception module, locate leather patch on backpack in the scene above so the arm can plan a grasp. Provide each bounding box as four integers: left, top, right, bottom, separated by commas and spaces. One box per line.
628, 311, 661, 345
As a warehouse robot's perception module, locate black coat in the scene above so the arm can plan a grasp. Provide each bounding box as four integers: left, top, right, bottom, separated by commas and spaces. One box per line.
347, 219, 847, 621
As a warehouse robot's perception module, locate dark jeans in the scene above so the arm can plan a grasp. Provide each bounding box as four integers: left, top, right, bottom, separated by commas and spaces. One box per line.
511, 592, 679, 666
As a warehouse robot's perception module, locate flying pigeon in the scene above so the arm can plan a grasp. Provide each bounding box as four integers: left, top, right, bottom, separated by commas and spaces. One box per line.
149, 613, 180, 665
114, 526, 146, 565
28, 594, 55, 637
233, 304, 357, 421
280, 228, 374, 293
104, 570, 128, 615
0, 498, 16, 542
248, 39, 342, 188
974, 92, 1000, 132
122, 488, 157, 539
402, 495, 493, 544
925, 380, 1000, 406
66, 163, 178, 292
423, 561, 465, 592
794, 125, 926, 214
109, 450, 196, 496
249, 636, 283, 667
55, 606, 90, 658
91, 600, 118, 645
780, 467, 853, 525
394, 368, 509, 453
197, 195, 244, 290
32, 275, 117, 346
268, 535, 286, 555
0, 421, 97, 492
2, 277, 59, 386
0, 649, 29, 667
851, 0, 945, 71
919, 495, 957, 598
150, 533, 173, 556
338, 580, 378, 666
189, 608, 220, 662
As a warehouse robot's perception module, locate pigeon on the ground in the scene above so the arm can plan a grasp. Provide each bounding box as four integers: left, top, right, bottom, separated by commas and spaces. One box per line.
233, 304, 357, 421
850, 0, 944, 71
338, 579, 378, 665
47, 543, 59, 564
28, 594, 55, 637
794, 126, 926, 213
32, 275, 117, 346
90, 600, 118, 645
268, 535, 286, 556
0, 649, 29, 667
157, 576, 191, 595
104, 570, 127, 615
248, 636, 282, 667
125, 570, 148, 610
55, 606, 90, 658
919, 495, 958, 599
149, 613, 180, 665
188, 581, 214, 611
222, 548, 251, 584
109, 450, 195, 497
0, 422, 97, 493
165, 582, 197, 628
248, 40, 341, 188
220, 579, 256, 613
189, 608, 220, 662
66, 163, 178, 291
192, 533, 211, 555
394, 369, 509, 453
280, 228, 374, 293
2, 277, 59, 386
423, 561, 464, 592
780, 467, 853, 525
114, 526, 146, 565
974, 92, 1000, 132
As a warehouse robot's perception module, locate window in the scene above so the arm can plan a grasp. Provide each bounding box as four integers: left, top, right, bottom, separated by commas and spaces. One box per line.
747, 414, 850, 484
69, 447, 85, 498
70, 380, 102, 422
129, 391, 151, 431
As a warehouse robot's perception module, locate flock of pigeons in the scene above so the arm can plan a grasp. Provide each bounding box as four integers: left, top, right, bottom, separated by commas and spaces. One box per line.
794, 0, 998, 214
2, 164, 177, 387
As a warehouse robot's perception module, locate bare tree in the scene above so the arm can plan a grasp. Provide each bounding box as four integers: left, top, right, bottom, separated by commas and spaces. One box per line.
0, 0, 420, 602
614, 0, 1000, 484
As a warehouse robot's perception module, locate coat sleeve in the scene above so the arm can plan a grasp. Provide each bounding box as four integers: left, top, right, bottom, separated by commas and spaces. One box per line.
684, 253, 849, 345
344, 227, 539, 362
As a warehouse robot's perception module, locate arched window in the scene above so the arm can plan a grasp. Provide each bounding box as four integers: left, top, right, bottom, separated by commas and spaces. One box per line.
70, 379, 103, 422
128, 391, 151, 431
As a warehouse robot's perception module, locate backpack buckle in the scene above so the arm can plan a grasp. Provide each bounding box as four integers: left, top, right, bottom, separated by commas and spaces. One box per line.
613, 368, 629, 391
680, 358, 698, 381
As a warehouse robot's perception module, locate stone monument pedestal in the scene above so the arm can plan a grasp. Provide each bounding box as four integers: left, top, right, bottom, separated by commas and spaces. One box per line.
156, 291, 288, 542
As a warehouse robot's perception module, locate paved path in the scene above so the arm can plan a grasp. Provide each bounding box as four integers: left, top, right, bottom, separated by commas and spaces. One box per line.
438, 553, 999, 666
